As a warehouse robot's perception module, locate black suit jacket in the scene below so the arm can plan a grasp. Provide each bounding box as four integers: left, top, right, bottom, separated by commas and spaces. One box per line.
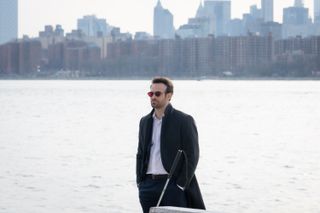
136, 104, 205, 209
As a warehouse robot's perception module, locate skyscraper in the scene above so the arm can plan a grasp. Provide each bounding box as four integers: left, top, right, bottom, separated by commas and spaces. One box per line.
196, 1, 205, 18
294, 0, 304, 7
282, 3, 311, 38
261, 0, 273, 22
77, 15, 110, 37
283, 6, 309, 25
153, 0, 175, 39
250, 5, 262, 19
202, 0, 231, 36
315, 0, 320, 23
0, 0, 18, 44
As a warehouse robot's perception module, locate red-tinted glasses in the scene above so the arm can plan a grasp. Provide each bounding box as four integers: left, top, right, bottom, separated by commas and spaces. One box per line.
147, 91, 163, 97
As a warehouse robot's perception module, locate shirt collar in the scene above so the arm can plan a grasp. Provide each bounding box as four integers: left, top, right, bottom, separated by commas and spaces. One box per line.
153, 112, 164, 121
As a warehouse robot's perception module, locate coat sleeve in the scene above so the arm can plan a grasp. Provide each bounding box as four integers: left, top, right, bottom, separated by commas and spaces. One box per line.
177, 115, 199, 189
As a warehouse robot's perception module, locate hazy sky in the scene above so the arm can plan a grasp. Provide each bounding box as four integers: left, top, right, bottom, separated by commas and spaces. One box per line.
19, 0, 314, 37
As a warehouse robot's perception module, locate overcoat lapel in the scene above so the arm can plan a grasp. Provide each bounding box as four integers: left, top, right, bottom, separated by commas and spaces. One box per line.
144, 110, 154, 165
160, 104, 173, 147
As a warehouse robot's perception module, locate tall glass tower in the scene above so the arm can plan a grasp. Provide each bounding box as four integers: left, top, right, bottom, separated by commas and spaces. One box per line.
294, 0, 304, 7
0, 0, 18, 44
203, 0, 231, 36
261, 0, 273, 22
153, 0, 175, 39
315, 0, 320, 23
77, 15, 109, 37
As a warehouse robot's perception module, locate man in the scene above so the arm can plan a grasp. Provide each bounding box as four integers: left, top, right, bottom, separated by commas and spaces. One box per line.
136, 77, 205, 213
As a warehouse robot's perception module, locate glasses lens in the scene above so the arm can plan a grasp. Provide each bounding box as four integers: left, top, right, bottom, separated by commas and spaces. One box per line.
154, 91, 162, 97
147, 92, 153, 97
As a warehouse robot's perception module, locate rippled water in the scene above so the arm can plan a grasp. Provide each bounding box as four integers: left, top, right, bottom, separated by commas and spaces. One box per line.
0, 80, 320, 213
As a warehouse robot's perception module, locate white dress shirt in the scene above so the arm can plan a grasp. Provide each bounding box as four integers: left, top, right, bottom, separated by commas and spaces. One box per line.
146, 113, 168, 175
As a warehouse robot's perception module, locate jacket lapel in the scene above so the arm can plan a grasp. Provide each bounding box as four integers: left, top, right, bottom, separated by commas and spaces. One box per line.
160, 104, 173, 147
144, 109, 154, 165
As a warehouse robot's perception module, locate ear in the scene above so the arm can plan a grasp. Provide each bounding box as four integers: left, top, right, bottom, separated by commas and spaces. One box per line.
166, 93, 173, 101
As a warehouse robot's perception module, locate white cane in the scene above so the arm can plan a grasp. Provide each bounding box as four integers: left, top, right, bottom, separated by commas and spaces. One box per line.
156, 150, 183, 207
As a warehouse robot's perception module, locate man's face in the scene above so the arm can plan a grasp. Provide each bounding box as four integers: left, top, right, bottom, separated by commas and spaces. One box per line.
149, 83, 172, 109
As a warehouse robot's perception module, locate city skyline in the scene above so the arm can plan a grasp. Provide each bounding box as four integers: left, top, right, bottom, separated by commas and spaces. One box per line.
18, 0, 315, 37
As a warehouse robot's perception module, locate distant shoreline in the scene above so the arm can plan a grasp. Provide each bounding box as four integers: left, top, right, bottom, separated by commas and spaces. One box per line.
1, 76, 320, 81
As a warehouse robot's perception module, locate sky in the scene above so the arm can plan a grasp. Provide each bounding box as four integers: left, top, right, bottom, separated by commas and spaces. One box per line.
18, 0, 314, 37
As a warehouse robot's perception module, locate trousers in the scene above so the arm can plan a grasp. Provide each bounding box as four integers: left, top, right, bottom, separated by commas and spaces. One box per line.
138, 177, 187, 213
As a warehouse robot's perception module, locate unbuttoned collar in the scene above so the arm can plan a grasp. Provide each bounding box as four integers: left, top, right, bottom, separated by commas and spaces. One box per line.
153, 112, 164, 121
147, 103, 173, 119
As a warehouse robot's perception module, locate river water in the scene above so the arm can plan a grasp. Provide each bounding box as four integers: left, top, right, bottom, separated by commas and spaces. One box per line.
0, 80, 319, 213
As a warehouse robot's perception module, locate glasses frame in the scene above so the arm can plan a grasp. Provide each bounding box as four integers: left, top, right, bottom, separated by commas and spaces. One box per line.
147, 91, 165, 97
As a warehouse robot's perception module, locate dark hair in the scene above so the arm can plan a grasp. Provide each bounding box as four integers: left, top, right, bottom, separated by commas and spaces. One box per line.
151, 77, 174, 94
